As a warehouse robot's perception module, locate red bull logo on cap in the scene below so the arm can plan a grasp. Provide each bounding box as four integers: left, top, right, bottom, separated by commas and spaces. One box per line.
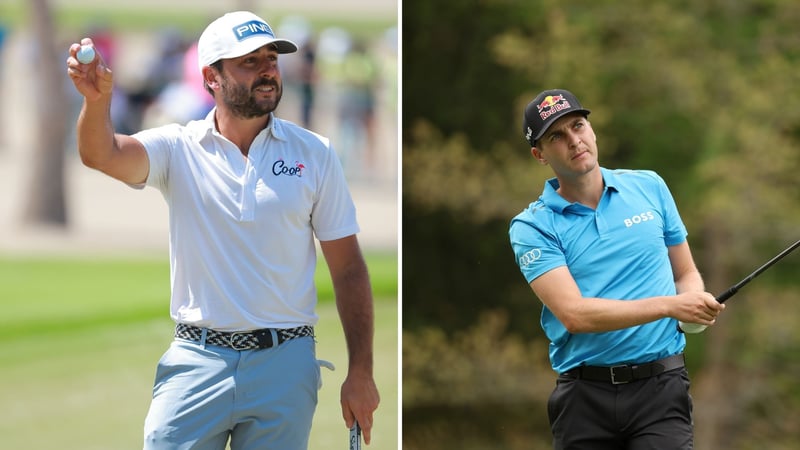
536, 95, 572, 120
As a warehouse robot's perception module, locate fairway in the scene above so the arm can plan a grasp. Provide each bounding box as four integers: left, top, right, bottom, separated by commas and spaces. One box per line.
0, 256, 398, 449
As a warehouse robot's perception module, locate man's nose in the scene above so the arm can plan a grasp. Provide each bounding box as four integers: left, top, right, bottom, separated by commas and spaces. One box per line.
567, 131, 582, 147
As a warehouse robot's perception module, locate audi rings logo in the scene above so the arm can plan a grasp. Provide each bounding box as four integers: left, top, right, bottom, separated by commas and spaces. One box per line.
519, 248, 542, 267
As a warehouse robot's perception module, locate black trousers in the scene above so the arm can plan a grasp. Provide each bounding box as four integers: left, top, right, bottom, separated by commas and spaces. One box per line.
548, 367, 694, 450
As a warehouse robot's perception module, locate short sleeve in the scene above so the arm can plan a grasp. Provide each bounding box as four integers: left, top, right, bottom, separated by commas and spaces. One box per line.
652, 173, 687, 246
509, 207, 567, 284
131, 125, 179, 192
310, 142, 360, 241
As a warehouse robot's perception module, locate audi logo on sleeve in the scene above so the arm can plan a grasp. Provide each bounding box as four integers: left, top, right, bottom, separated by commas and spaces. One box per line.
519, 248, 543, 268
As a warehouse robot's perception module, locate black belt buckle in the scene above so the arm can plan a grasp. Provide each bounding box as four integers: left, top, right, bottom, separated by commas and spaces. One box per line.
253, 329, 275, 349
610, 364, 632, 384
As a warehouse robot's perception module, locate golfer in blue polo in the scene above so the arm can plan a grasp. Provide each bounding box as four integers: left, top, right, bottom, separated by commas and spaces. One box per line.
509, 89, 725, 449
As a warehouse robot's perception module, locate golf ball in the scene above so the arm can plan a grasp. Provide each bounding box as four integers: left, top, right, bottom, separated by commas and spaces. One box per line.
76, 45, 95, 64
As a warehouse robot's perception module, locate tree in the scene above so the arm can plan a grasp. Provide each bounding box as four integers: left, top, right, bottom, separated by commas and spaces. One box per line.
403, 0, 800, 448
22, 0, 69, 227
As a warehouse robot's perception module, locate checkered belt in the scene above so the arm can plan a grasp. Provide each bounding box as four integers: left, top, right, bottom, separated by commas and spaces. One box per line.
175, 323, 314, 350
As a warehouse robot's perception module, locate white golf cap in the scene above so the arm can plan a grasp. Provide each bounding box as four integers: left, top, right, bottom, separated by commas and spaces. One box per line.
197, 11, 298, 72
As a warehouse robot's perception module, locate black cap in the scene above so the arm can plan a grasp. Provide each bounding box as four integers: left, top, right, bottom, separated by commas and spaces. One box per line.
523, 89, 591, 146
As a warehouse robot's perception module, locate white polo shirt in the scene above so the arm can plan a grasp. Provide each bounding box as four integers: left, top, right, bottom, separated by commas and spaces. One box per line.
132, 110, 359, 331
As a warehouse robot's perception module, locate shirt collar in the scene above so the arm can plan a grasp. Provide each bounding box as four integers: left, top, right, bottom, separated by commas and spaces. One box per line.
600, 167, 620, 192
541, 178, 571, 213
540, 167, 619, 213
190, 108, 287, 142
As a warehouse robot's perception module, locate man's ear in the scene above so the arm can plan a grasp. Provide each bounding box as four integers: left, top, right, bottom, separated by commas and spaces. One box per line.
202, 66, 220, 90
531, 146, 548, 165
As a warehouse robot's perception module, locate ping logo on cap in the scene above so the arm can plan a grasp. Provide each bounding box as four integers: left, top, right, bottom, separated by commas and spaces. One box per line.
232, 20, 275, 41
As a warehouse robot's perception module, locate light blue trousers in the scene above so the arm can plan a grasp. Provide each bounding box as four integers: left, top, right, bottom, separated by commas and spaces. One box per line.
143, 335, 320, 450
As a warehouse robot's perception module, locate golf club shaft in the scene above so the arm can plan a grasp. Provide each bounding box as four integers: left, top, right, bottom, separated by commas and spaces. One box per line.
679, 238, 799, 334
716, 238, 800, 303
349, 422, 362, 450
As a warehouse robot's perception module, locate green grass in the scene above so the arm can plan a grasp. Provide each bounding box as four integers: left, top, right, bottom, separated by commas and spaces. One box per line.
0, 253, 398, 449
0, 5, 395, 38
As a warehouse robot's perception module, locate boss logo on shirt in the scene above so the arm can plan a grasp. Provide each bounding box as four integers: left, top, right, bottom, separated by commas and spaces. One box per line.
624, 211, 655, 228
272, 159, 306, 177
519, 248, 542, 267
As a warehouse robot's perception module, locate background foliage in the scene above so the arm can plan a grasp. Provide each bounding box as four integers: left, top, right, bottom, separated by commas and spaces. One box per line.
402, 1, 800, 448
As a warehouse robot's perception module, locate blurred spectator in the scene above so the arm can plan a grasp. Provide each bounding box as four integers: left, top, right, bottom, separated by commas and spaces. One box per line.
0, 22, 6, 148
0, 22, 7, 54
141, 28, 187, 95
123, 28, 189, 132
277, 16, 318, 128
141, 41, 214, 127
337, 39, 379, 178
297, 37, 319, 129
317, 26, 351, 61
380, 26, 398, 115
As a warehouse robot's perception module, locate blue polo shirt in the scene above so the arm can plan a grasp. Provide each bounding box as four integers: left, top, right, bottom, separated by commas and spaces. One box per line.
509, 168, 687, 373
